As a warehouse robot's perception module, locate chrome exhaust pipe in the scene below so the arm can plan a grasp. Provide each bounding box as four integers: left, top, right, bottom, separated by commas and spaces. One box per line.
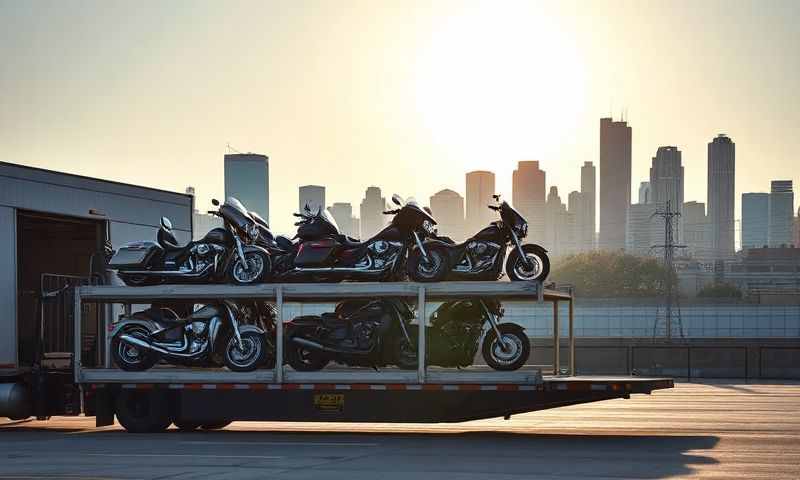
291, 336, 369, 355
118, 334, 171, 355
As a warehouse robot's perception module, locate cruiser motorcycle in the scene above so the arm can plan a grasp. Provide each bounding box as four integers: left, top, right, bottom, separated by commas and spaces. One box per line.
410, 194, 549, 282
394, 298, 531, 371
273, 194, 446, 282
110, 300, 274, 372
109, 197, 270, 286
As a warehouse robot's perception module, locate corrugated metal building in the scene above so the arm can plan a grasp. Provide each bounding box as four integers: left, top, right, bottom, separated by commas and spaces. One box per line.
0, 161, 192, 371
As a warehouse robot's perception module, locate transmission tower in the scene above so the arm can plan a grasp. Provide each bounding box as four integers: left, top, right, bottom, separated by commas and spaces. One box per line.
650, 200, 687, 341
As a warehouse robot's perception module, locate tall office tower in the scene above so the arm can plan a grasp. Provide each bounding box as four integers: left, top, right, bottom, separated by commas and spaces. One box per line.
328, 202, 356, 238
599, 118, 632, 251
299, 185, 326, 214
638, 182, 652, 204
683, 201, 711, 259
568, 190, 586, 253
707, 134, 735, 258
626, 202, 660, 256
430, 189, 465, 241
465, 171, 496, 233
650, 146, 685, 241
794, 207, 800, 248
741, 193, 769, 249
768, 180, 794, 246
545, 187, 575, 257
360, 186, 386, 238
580, 161, 596, 250
512, 161, 546, 241
224, 153, 269, 222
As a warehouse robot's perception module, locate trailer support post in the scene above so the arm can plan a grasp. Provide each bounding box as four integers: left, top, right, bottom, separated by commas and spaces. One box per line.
568, 294, 575, 377
275, 286, 284, 384
553, 300, 560, 376
417, 285, 426, 384
73, 287, 82, 383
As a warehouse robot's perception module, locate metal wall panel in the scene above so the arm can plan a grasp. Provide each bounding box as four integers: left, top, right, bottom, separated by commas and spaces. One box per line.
0, 206, 16, 368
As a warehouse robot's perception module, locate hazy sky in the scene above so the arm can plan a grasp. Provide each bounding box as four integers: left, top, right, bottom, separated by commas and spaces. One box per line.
2, 0, 798, 234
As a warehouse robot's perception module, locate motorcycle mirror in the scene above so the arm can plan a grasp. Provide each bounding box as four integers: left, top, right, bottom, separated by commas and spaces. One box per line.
391, 194, 403, 206
160, 217, 173, 230
492, 194, 501, 201
211, 198, 220, 206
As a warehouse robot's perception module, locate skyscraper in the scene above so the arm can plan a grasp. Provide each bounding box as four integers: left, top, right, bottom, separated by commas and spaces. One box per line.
299, 185, 326, 214
429, 189, 465, 241
768, 180, 794, 247
650, 146, 684, 241
360, 186, 386, 238
599, 118, 632, 251
328, 202, 358, 238
465, 171, 495, 233
568, 190, 585, 253
626, 202, 660, 256
638, 182, 652, 204
580, 161, 596, 251
224, 153, 269, 222
512, 161, 546, 241
741, 193, 769, 249
682, 201, 711, 259
707, 134, 735, 258
545, 186, 575, 257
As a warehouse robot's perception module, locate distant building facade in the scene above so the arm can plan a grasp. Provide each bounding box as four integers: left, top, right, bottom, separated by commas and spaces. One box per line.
682, 201, 711, 259
599, 118, 632, 251
545, 186, 576, 257
580, 161, 596, 251
707, 134, 735, 258
794, 207, 800, 248
768, 180, 794, 247
638, 182, 651, 204
359, 186, 386, 238
742, 193, 769, 249
186, 186, 223, 240
626, 202, 660, 256
650, 146, 684, 241
465, 171, 495, 233
224, 153, 269, 222
299, 185, 326, 214
429, 189, 465, 241
328, 202, 358, 238
512, 161, 546, 242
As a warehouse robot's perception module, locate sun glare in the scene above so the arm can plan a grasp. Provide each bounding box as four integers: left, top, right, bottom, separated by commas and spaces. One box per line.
415, 3, 586, 165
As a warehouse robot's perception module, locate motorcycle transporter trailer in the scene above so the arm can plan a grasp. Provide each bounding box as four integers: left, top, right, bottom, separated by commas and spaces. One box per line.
69, 281, 671, 432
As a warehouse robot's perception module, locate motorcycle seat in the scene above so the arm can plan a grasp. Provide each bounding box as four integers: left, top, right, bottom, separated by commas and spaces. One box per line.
336, 235, 364, 249
320, 312, 347, 328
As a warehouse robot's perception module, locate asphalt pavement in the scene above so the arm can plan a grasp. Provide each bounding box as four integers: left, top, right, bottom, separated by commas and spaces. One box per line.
1, 382, 798, 479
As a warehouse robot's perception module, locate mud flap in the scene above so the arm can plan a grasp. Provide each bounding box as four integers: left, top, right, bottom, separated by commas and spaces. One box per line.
94, 387, 115, 427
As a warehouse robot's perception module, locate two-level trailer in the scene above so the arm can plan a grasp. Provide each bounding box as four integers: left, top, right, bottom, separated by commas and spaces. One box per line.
3, 281, 672, 432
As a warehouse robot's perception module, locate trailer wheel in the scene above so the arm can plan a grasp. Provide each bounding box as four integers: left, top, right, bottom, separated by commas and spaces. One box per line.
115, 390, 171, 433
172, 420, 201, 431
481, 324, 530, 371
201, 421, 232, 430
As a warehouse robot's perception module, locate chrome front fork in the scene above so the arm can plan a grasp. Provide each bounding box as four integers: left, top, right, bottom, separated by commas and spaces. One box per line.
233, 235, 249, 271
480, 300, 512, 351
509, 229, 532, 268
413, 231, 429, 259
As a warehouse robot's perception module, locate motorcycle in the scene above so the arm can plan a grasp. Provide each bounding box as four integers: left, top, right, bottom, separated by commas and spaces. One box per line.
109, 197, 270, 286
410, 194, 549, 282
110, 300, 274, 372
283, 299, 415, 371
273, 194, 446, 282
395, 298, 531, 371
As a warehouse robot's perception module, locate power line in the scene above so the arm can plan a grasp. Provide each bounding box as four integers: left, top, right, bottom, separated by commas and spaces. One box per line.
650, 200, 687, 341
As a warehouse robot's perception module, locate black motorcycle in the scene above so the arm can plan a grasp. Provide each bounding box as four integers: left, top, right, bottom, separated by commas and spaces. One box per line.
410, 194, 549, 282
273, 194, 446, 282
110, 300, 274, 372
395, 298, 531, 371
284, 299, 415, 371
110, 197, 271, 286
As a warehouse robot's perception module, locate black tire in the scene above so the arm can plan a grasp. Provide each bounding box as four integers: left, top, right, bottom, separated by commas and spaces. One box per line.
173, 420, 201, 431
223, 331, 267, 372
481, 324, 531, 371
506, 244, 550, 282
111, 325, 159, 372
115, 390, 171, 433
285, 335, 330, 372
201, 421, 232, 430
229, 251, 270, 285
407, 246, 449, 282
394, 334, 419, 370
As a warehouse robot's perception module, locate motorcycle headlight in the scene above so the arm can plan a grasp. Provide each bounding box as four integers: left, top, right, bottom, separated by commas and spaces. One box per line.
422, 220, 435, 234
517, 222, 528, 237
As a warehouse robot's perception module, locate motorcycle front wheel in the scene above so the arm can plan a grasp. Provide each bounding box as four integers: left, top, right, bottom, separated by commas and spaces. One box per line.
506, 245, 550, 282
229, 251, 270, 285
481, 324, 531, 371
111, 325, 160, 371
223, 331, 267, 372
407, 246, 449, 282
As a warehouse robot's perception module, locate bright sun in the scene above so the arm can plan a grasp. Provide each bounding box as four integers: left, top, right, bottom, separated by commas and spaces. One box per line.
415, 2, 586, 167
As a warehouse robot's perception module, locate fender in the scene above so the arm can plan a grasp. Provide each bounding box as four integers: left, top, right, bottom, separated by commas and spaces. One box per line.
479, 321, 527, 345
109, 319, 158, 339
526, 243, 548, 254
238, 324, 266, 336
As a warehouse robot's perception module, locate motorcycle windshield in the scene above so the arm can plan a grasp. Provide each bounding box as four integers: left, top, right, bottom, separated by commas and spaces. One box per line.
220, 197, 255, 232
405, 201, 437, 225
500, 201, 527, 229
320, 209, 340, 232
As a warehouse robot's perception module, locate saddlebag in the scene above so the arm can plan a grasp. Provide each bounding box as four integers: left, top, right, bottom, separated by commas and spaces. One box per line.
294, 238, 339, 267
109, 241, 162, 269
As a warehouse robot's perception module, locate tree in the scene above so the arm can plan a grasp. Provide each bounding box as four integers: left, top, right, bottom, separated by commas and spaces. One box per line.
697, 282, 742, 298
550, 251, 670, 298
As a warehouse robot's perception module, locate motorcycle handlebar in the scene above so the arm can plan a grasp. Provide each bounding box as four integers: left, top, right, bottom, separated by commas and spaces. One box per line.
487, 205, 500, 211
383, 209, 399, 215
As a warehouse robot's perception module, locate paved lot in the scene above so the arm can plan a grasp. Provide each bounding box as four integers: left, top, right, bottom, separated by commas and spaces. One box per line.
1, 382, 798, 479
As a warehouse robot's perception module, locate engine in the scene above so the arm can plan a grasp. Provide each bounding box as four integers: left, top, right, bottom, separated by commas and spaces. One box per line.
368, 241, 403, 269
188, 243, 224, 273
185, 320, 209, 353
465, 241, 502, 272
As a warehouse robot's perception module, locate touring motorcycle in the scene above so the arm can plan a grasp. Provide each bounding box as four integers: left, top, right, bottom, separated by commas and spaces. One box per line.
110, 300, 274, 372
395, 298, 530, 371
109, 197, 270, 286
272, 194, 446, 282
409, 194, 549, 282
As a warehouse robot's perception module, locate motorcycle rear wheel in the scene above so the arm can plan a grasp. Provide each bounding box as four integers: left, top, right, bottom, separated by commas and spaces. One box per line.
285, 339, 330, 371
111, 325, 159, 372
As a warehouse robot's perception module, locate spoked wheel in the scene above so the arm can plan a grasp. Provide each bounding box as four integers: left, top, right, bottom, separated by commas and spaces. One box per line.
506, 245, 550, 282
230, 251, 270, 285
407, 246, 449, 282
285, 338, 329, 372
115, 390, 171, 433
481, 324, 531, 371
223, 331, 267, 372
111, 325, 159, 371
